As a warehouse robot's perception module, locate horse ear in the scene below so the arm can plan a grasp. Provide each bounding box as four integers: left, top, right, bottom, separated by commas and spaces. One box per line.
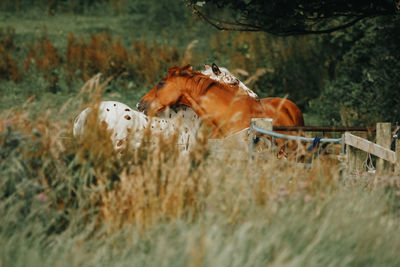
179, 64, 193, 76
212, 63, 221, 75
181, 64, 193, 72
168, 66, 180, 77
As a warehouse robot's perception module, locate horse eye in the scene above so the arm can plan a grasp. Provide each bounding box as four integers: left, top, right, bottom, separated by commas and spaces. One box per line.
157, 81, 165, 90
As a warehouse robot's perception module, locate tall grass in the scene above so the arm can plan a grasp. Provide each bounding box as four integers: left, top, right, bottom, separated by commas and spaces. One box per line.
1, 76, 400, 266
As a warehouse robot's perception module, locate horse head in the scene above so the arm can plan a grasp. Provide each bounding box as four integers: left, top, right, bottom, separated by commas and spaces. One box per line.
137, 64, 195, 116
203, 63, 239, 87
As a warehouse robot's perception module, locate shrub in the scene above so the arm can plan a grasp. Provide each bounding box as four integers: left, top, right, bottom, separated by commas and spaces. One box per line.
310, 16, 400, 126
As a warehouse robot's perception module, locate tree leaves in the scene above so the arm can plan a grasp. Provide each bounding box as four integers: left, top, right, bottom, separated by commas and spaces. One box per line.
188, 0, 398, 35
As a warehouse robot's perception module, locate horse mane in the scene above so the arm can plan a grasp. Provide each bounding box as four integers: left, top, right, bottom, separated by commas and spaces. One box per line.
168, 65, 244, 97
190, 74, 247, 97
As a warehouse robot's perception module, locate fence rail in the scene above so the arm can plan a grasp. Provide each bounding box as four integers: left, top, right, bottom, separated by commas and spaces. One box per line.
344, 132, 396, 164
273, 126, 398, 132
251, 125, 342, 143
248, 119, 345, 167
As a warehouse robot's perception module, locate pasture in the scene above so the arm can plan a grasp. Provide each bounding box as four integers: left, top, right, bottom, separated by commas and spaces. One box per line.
1, 2, 400, 266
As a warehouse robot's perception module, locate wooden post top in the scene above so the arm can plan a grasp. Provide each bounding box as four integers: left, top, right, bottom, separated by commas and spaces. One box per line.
251, 118, 273, 130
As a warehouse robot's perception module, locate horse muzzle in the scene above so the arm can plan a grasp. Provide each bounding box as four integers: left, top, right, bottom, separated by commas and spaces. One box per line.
137, 100, 164, 116
137, 100, 148, 114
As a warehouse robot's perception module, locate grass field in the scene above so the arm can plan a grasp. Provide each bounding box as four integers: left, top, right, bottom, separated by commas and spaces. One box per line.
2, 7, 400, 267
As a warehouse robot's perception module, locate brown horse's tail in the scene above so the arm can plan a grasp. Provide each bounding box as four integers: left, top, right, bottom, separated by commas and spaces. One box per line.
287, 102, 304, 126
277, 98, 304, 127
259, 97, 305, 159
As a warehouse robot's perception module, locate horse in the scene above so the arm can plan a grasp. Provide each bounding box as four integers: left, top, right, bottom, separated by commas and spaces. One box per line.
73, 101, 198, 151
204, 63, 304, 127
147, 63, 261, 126
76, 63, 260, 152
153, 64, 303, 129
143, 63, 265, 138
137, 65, 299, 139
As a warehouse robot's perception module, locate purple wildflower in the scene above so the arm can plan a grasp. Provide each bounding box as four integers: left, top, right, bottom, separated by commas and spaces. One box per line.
38, 193, 47, 202
4, 120, 12, 127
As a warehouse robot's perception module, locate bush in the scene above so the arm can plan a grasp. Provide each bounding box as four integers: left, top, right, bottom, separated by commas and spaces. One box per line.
310, 16, 400, 126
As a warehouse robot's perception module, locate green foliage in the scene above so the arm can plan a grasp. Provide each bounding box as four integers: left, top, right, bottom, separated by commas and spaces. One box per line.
189, 0, 398, 35
207, 32, 329, 110
130, 0, 190, 31
310, 16, 400, 126
1, 0, 113, 14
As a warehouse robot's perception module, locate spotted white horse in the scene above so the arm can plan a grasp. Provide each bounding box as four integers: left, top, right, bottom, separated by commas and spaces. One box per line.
73, 100, 196, 151
202, 63, 258, 98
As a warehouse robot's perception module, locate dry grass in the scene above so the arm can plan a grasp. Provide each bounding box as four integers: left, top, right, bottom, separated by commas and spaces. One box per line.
1, 75, 400, 266
1, 29, 183, 88
0, 27, 20, 82
0, 74, 341, 228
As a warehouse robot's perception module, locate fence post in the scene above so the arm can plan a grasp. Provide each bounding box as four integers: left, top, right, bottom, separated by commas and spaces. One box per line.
376, 122, 392, 174
250, 118, 273, 156
345, 131, 366, 175
251, 118, 273, 131
395, 137, 400, 175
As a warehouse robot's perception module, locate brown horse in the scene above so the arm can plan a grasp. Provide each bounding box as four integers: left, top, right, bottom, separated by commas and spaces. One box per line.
138, 65, 302, 139
202, 63, 304, 127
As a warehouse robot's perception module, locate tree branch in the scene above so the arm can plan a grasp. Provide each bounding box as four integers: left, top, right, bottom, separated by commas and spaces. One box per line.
189, 2, 395, 36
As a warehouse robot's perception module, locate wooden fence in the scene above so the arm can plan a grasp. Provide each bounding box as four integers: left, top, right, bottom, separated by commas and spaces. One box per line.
343, 123, 400, 174
248, 119, 400, 175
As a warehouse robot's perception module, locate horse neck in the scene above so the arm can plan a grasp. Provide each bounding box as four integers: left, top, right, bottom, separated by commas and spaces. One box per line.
181, 75, 238, 102
178, 75, 209, 99
189, 76, 260, 110
179, 76, 263, 136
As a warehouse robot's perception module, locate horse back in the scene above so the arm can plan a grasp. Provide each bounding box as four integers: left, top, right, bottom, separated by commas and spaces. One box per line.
260, 98, 304, 126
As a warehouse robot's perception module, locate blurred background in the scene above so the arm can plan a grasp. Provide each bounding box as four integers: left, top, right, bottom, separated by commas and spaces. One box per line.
1, 0, 399, 126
